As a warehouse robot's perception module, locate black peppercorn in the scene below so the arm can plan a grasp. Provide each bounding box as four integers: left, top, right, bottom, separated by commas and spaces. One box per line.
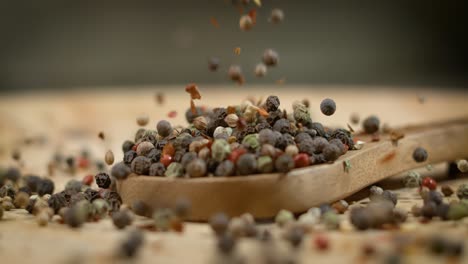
103, 191, 123, 212
157, 120, 173, 138
298, 140, 315, 155
111, 162, 131, 180
215, 160, 235, 176
350, 207, 372, 230
131, 156, 151, 175
436, 203, 450, 220
294, 132, 312, 144
65, 179, 83, 194
84, 188, 100, 202
320, 98, 336, 116
421, 201, 437, 219
382, 190, 398, 206
122, 140, 135, 153
181, 152, 198, 168
5, 167, 21, 183
123, 150, 137, 165
48, 192, 69, 214
426, 190, 443, 205
258, 129, 277, 146
272, 119, 291, 134
112, 210, 132, 229
18, 186, 31, 196
362, 116, 380, 134
236, 153, 257, 175
70, 192, 87, 206
37, 178, 55, 196
210, 212, 229, 236
120, 229, 144, 258
185, 106, 204, 124
217, 233, 236, 255
174, 197, 191, 219
330, 129, 354, 150
276, 133, 295, 150
275, 154, 294, 173
132, 200, 151, 217
95, 172, 112, 189
0, 184, 16, 199
23, 175, 40, 194
64, 206, 85, 228
265, 95, 280, 112
322, 144, 341, 162
149, 162, 166, 176
309, 122, 328, 138
285, 226, 305, 248
412, 147, 428, 163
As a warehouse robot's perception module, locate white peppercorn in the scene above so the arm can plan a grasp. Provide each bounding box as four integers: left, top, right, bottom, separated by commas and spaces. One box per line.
224, 114, 239, 128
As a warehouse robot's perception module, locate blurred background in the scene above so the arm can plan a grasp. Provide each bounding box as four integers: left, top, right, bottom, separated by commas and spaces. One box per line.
0, 0, 467, 93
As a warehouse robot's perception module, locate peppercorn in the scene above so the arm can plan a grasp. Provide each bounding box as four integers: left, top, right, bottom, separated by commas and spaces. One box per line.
122, 140, 135, 153
255, 156, 272, 174
265, 95, 280, 112
103, 190, 122, 212
131, 156, 151, 175
239, 14, 253, 31
236, 153, 257, 175
456, 183, 468, 199
262, 49, 279, 67
14, 191, 30, 209
156, 120, 173, 138
65, 179, 83, 194
242, 133, 260, 150
132, 200, 151, 217
112, 210, 132, 229
285, 145, 299, 157
228, 65, 243, 83
422, 177, 437, 190
119, 229, 144, 258
413, 147, 428, 163
213, 127, 233, 140
322, 143, 341, 162
270, 8, 284, 24
447, 201, 468, 220
350, 207, 372, 230
426, 190, 443, 205
314, 234, 330, 251
84, 188, 100, 202
331, 200, 349, 214
123, 150, 137, 165
320, 98, 336, 116
403, 171, 421, 188
362, 116, 380, 134
136, 142, 154, 157
421, 201, 438, 219
217, 233, 236, 255
186, 158, 207, 178
214, 160, 235, 176
208, 57, 220, 71
276, 134, 295, 151
275, 209, 294, 227
94, 172, 111, 189
292, 102, 312, 127
285, 225, 304, 248
111, 162, 131, 180
165, 162, 184, 178
136, 114, 149, 127
457, 159, 468, 172
330, 129, 354, 150
292, 153, 309, 168
0, 184, 16, 199
37, 178, 54, 196
211, 139, 231, 162
440, 185, 454, 197
5, 167, 21, 183
275, 154, 294, 173
64, 206, 86, 228
210, 212, 229, 236
254, 63, 267, 77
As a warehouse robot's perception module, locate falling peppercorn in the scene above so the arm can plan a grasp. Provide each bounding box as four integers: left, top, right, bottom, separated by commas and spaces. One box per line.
262, 49, 279, 67
320, 98, 336, 116
95, 172, 112, 189
362, 116, 380, 134
269, 8, 284, 24
112, 210, 132, 229
413, 147, 428, 163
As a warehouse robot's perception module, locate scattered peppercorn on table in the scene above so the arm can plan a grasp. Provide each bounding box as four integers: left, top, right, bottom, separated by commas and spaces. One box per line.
0, 86, 467, 264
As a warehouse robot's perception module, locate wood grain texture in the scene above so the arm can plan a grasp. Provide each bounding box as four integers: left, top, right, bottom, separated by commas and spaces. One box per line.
117, 118, 468, 220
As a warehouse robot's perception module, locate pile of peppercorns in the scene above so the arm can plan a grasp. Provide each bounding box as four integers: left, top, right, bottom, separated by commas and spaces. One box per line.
113, 96, 355, 179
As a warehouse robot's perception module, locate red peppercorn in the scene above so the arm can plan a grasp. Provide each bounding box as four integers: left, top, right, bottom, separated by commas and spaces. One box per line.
132, 143, 139, 152
228, 148, 247, 163
160, 154, 173, 167
422, 177, 437, 190
78, 157, 89, 169
294, 153, 310, 168
314, 234, 329, 251
82, 174, 94, 186
168, 111, 177, 118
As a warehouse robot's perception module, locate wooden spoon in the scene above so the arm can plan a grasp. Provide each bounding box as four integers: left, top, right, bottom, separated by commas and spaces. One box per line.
117, 117, 468, 221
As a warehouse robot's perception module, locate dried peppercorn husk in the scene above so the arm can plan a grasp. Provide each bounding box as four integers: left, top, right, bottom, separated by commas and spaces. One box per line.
185, 84, 202, 100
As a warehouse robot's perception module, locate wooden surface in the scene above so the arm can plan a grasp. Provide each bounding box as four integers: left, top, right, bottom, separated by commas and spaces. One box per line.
0, 86, 468, 263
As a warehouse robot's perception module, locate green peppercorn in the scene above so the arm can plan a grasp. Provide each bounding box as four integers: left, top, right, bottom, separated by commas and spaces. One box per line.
362, 116, 380, 134
275, 154, 294, 173
447, 201, 468, 220
211, 139, 231, 162
165, 162, 184, 178
257, 156, 274, 173
292, 102, 312, 127
275, 209, 294, 227
112, 210, 132, 229
153, 208, 174, 231
456, 159, 468, 172
131, 156, 151, 175
157, 120, 173, 138
403, 171, 422, 188
186, 158, 207, 178
242, 133, 260, 150
413, 147, 428, 163
320, 98, 336, 116
456, 183, 468, 199
236, 153, 257, 175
